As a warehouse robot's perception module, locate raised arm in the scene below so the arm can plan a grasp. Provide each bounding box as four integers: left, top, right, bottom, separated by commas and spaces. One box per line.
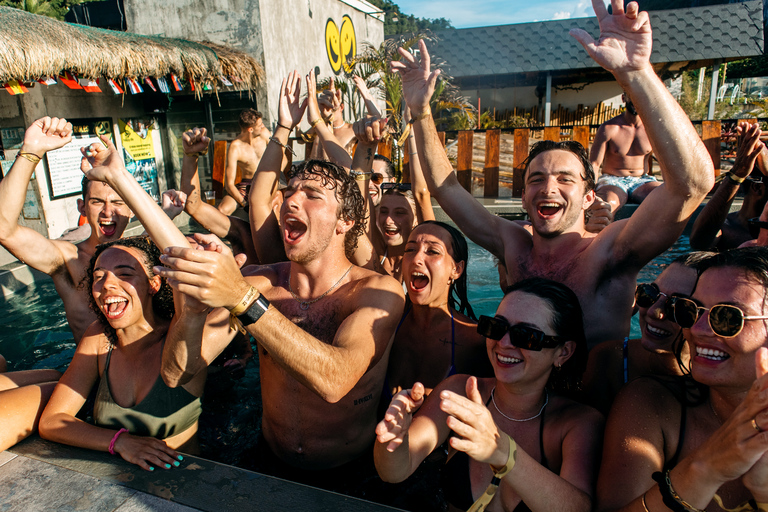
391, 41, 520, 259
0, 117, 75, 274
571, 0, 714, 264
690, 122, 763, 250
406, 111, 435, 224
306, 72, 353, 169
589, 124, 608, 178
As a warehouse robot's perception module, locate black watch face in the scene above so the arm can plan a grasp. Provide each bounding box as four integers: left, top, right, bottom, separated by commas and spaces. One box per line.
748, 217, 768, 236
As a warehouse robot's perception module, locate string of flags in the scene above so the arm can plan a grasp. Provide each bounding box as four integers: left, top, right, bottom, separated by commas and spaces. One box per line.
1, 71, 238, 96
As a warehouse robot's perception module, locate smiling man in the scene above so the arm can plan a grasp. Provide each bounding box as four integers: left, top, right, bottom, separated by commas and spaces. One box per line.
0, 117, 132, 342
392, 0, 714, 347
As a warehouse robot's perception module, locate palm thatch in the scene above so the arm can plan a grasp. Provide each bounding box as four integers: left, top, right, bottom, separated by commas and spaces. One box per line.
0, 6, 264, 94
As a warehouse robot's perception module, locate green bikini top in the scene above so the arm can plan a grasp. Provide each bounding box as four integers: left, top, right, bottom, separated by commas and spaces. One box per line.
93, 343, 202, 439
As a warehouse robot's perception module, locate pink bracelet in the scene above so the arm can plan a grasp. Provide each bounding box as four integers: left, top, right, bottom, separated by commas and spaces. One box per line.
109, 428, 129, 455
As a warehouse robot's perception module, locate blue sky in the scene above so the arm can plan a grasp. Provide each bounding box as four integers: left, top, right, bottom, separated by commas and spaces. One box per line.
394, 0, 597, 28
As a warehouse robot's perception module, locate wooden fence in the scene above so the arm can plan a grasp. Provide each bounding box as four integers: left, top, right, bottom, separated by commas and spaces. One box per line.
483, 103, 623, 128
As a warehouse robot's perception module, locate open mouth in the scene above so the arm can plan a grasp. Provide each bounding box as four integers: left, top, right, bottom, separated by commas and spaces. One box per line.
496, 353, 522, 366
409, 271, 430, 293
383, 226, 400, 237
645, 324, 672, 339
284, 217, 307, 245
536, 202, 562, 218
99, 221, 117, 237
103, 296, 128, 319
695, 346, 729, 362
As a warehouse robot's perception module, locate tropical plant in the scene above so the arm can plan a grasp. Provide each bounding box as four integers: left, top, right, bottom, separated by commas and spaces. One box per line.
0, 0, 95, 20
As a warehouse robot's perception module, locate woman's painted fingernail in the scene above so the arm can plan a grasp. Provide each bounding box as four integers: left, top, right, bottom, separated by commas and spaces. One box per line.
164, 464, 171, 469
149, 466, 155, 471
177, 455, 184, 461
173, 461, 180, 467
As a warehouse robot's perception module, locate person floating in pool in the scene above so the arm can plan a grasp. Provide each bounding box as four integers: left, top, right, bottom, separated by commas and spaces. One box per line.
0, 117, 133, 343
154, 70, 405, 497
393, 0, 714, 348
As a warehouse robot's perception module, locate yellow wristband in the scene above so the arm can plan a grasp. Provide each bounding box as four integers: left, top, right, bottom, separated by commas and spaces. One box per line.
726, 172, 746, 184
409, 109, 432, 124
309, 117, 323, 129
229, 286, 259, 316
490, 434, 517, 478
16, 152, 41, 164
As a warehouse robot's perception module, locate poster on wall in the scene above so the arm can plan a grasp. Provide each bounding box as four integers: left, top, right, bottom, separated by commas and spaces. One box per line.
44, 119, 113, 200
0, 127, 25, 178
120, 118, 160, 202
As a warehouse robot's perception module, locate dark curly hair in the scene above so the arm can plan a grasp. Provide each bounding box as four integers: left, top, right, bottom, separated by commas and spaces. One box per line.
286, 159, 367, 256
82, 236, 174, 346
504, 277, 587, 398
417, 221, 476, 320
523, 140, 596, 194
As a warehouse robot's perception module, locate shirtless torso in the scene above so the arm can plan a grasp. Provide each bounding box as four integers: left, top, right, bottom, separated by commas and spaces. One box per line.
218, 127, 269, 215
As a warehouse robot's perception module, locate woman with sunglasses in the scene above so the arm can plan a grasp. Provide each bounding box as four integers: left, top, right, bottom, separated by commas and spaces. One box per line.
375, 277, 602, 512
583, 252, 711, 415
597, 247, 768, 511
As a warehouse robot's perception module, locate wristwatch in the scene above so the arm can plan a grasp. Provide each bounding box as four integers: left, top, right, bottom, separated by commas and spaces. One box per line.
238, 294, 270, 326
748, 217, 768, 230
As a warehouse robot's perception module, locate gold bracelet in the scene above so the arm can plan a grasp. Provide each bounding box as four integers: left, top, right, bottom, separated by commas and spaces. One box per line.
725, 172, 746, 184
352, 171, 371, 181
309, 117, 324, 129
16, 152, 41, 164
229, 286, 259, 316
641, 491, 650, 512
184, 149, 209, 157
409, 109, 432, 124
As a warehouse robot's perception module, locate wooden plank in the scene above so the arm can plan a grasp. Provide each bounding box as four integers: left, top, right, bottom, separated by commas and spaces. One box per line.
543, 126, 560, 142
484, 129, 500, 197
377, 140, 392, 160
513, 128, 530, 197
572, 125, 590, 150
457, 130, 474, 192
438, 131, 446, 147
211, 140, 227, 203
701, 120, 721, 176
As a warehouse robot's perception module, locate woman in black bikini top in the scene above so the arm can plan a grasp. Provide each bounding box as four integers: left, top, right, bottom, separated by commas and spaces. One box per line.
375, 277, 603, 512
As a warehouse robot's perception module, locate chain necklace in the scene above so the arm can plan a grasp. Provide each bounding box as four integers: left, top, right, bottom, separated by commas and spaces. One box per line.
491, 387, 548, 422
288, 265, 353, 310
709, 398, 724, 425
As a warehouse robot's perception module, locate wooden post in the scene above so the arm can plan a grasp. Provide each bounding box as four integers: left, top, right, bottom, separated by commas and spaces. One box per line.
543, 126, 560, 142
484, 129, 500, 197
513, 128, 530, 197
572, 125, 589, 149
702, 120, 721, 176
457, 130, 474, 192
402, 139, 411, 183
438, 132, 446, 146
377, 140, 392, 160
212, 140, 227, 202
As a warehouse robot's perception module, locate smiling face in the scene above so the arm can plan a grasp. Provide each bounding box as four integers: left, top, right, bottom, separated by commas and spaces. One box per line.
377, 193, 416, 247
402, 224, 462, 306
369, 159, 395, 206
685, 266, 768, 391
639, 263, 698, 353
522, 149, 594, 238
91, 246, 160, 330
79, 181, 132, 243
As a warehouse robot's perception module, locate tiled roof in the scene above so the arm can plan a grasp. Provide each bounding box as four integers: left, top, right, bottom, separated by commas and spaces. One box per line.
428, 0, 763, 79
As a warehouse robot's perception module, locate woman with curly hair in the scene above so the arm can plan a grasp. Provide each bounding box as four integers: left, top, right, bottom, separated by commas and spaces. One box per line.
40, 137, 234, 471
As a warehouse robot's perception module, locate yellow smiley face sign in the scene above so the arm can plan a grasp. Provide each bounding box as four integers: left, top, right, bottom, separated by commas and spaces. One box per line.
325, 16, 356, 75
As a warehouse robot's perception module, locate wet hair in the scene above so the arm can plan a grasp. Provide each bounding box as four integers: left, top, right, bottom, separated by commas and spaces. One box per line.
381, 187, 417, 215
81, 176, 92, 200
286, 159, 367, 255
504, 277, 587, 398
419, 220, 476, 320
523, 140, 596, 194
373, 154, 395, 178
238, 108, 263, 130
694, 246, 768, 291
82, 236, 174, 346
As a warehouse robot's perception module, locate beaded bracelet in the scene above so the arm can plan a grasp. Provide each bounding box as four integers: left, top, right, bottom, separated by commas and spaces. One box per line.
109, 428, 129, 455
269, 137, 296, 157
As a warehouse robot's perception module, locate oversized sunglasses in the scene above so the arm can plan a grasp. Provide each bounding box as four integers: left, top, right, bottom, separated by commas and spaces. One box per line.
477, 315, 563, 351
672, 297, 768, 338
634, 283, 680, 316
370, 173, 385, 185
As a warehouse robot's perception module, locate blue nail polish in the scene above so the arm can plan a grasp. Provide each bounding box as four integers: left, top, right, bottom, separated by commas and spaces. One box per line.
165, 463, 171, 469
149, 466, 155, 471
173, 461, 180, 467
177, 455, 184, 461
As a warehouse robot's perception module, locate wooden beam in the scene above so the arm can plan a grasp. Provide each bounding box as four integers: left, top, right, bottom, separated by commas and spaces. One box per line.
572, 125, 589, 150
457, 131, 474, 192
513, 129, 530, 197
543, 126, 560, 142
484, 129, 500, 197
701, 120, 721, 176
211, 140, 227, 203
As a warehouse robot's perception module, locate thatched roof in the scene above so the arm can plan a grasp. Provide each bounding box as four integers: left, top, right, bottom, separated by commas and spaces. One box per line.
0, 6, 264, 93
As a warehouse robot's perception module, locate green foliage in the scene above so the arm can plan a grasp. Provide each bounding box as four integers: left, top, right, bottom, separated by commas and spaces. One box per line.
0, 0, 95, 20
365, 0, 453, 36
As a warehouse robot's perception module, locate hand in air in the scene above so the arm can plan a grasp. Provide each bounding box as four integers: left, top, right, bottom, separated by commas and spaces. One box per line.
155, 232, 251, 311
22, 116, 73, 156
112, 431, 183, 472
440, 377, 511, 469
569, 0, 652, 75
305, 71, 324, 127
585, 197, 613, 233
742, 348, 768, 501
375, 383, 426, 452
277, 71, 308, 130
162, 189, 187, 220
731, 122, 764, 179
390, 39, 440, 115
182, 127, 210, 156
318, 75, 343, 119
80, 136, 126, 185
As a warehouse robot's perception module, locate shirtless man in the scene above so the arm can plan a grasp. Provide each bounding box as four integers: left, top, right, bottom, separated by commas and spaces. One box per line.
590, 92, 661, 213
0, 117, 132, 342
157, 71, 405, 493
309, 77, 356, 159
218, 109, 270, 215
392, 0, 713, 348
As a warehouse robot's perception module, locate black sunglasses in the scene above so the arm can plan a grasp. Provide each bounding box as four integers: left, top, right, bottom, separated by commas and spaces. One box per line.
381, 182, 412, 191
672, 297, 768, 338
477, 315, 563, 351
371, 173, 385, 185
634, 283, 680, 317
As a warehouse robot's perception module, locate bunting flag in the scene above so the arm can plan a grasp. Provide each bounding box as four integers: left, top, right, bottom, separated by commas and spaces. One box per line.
58, 71, 82, 89
79, 78, 102, 93
202, 82, 212, 92
189, 79, 195, 92
156, 76, 170, 94
37, 76, 57, 86
4, 80, 28, 95
125, 77, 143, 94
107, 78, 124, 95
143, 77, 157, 92
220, 75, 233, 87
170, 74, 183, 92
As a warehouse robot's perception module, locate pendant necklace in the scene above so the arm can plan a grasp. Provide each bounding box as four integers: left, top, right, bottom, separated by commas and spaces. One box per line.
491, 387, 548, 422
288, 265, 353, 310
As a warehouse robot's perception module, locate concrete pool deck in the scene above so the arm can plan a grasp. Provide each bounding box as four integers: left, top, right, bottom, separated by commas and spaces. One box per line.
1, 437, 403, 511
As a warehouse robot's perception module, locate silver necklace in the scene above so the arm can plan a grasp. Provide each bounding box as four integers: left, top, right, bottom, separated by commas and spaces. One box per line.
491, 387, 548, 422
288, 265, 353, 310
